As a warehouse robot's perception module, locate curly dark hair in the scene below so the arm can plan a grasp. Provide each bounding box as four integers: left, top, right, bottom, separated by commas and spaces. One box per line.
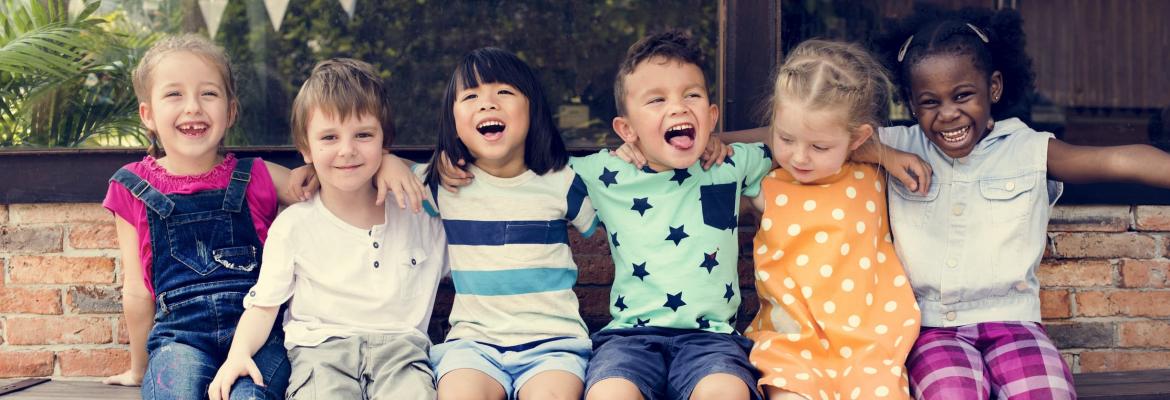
875, 5, 1035, 121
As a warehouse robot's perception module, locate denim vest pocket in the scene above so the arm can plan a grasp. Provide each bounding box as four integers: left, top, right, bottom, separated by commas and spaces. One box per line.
979, 175, 1036, 222
212, 245, 258, 272
699, 183, 738, 230
889, 177, 938, 227
396, 248, 429, 300
165, 211, 234, 276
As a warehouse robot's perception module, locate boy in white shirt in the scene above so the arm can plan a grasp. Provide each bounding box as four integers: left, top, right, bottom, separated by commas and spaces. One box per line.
208, 58, 447, 400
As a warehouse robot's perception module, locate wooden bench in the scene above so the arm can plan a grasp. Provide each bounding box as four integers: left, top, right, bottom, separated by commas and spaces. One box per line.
4, 370, 1169, 399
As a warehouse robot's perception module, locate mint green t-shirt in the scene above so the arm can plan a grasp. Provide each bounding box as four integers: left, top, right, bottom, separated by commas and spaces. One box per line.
570, 142, 772, 333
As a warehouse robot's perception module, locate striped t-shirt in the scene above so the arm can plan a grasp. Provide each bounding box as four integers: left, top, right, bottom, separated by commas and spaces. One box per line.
420, 164, 597, 346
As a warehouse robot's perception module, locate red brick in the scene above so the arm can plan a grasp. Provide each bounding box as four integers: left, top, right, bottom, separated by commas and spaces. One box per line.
737, 257, 755, 287
9, 255, 116, 284
0, 284, 63, 314
1135, 206, 1170, 231
1051, 232, 1161, 259
1074, 290, 1113, 317
1048, 205, 1131, 232
569, 227, 610, 255
574, 286, 613, 320
1080, 351, 1170, 372
575, 255, 615, 285
12, 203, 110, 224
59, 349, 130, 377
1075, 290, 1170, 318
68, 222, 118, 250
0, 204, 8, 223
6, 316, 113, 345
116, 316, 130, 344
67, 285, 122, 314
1040, 289, 1071, 319
1038, 260, 1114, 287
1118, 321, 1170, 348
0, 350, 54, 378
0, 225, 63, 253
1120, 259, 1170, 288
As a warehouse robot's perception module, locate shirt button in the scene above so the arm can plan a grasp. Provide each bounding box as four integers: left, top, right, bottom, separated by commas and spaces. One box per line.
1005, 182, 1016, 191
946, 311, 957, 321
373, 242, 379, 249
952, 204, 964, 216
249, 290, 256, 297
411, 258, 417, 266
946, 259, 957, 268
373, 261, 380, 268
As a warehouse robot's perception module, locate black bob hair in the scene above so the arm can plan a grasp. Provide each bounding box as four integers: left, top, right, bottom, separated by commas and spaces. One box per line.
876, 5, 1035, 121
425, 47, 568, 187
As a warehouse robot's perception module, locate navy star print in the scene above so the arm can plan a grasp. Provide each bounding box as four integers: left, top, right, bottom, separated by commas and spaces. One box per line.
634, 318, 651, 327
632, 262, 650, 281
599, 168, 619, 187
696, 316, 711, 329
665, 225, 689, 246
699, 250, 719, 273
759, 143, 772, 160
723, 155, 736, 167
615, 296, 628, 312
724, 283, 735, 303
664, 292, 686, 312
670, 168, 691, 185
610, 231, 620, 247
631, 197, 653, 216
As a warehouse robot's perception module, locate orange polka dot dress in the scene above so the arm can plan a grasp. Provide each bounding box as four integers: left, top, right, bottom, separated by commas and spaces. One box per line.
745, 163, 919, 400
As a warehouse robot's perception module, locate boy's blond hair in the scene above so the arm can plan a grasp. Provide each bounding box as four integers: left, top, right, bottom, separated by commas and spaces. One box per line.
769, 39, 891, 137
131, 34, 236, 157
290, 58, 395, 153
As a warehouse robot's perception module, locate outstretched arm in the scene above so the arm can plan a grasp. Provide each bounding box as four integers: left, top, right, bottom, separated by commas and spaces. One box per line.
1048, 139, 1170, 187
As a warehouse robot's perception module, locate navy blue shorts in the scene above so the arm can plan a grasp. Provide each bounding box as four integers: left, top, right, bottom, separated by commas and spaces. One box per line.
584, 327, 761, 400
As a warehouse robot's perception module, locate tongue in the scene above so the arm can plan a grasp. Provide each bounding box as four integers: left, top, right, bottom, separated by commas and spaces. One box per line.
668, 135, 694, 150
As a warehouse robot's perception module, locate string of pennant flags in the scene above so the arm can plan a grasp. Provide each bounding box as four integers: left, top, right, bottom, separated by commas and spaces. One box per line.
65, 0, 359, 38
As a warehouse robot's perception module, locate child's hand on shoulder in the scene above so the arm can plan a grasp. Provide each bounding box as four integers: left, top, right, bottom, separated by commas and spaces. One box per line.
882, 149, 933, 194
284, 164, 317, 203
437, 152, 474, 193
610, 137, 734, 170
376, 153, 426, 212
101, 369, 143, 387
208, 353, 265, 400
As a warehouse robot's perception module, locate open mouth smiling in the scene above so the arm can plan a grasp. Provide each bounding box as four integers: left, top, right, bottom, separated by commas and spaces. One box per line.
476, 119, 506, 139
939, 125, 970, 143
664, 123, 696, 150
177, 122, 209, 136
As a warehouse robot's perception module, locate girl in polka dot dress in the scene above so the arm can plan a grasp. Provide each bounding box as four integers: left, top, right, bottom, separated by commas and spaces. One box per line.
743, 39, 920, 400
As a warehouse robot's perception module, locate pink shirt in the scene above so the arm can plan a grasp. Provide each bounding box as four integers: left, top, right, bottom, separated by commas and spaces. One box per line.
103, 154, 278, 296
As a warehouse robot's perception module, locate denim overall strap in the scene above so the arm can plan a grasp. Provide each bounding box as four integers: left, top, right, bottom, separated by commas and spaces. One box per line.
223, 158, 254, 213
110, 167, 175, 218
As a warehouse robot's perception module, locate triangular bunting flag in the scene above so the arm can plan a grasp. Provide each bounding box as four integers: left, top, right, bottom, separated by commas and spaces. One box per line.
198, 0, 229, 39
263, 0, 289, 32
338, 0, 356, 20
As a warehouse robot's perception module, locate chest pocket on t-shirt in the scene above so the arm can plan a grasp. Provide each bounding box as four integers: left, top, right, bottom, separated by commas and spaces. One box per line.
699, 183, 738, 230
395, 248, 429, 300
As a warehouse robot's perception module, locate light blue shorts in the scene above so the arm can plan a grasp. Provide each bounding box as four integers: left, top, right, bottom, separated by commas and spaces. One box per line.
430, 336, 592, 399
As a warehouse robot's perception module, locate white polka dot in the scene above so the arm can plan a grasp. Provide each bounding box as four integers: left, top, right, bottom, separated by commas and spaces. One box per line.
761, 218, 773, 231
820, 390, 830, 400
876, 386, 890, 397
895, 336, 905, 347
832, 208, 845, 220
905, 318, 917, 327
772, 367, 784, 373
775, 194, 788, 206
859, 257, 871, 270
877, 252, 887, 263
768, 171, 776, 178
772, 377, 787, 388
875, 181, 883, 192
801, 350, 813, 360
851, 387, 862, 399
802, 286, 813, 299
819, 339, 830, 350
771, 249, 784, 260
756, 244, 768, 255
783, 277, 796, 289
839, 243, 850, 256
840, 346, 853, 358
891, 366, 903, 377
866, 200, 876, 213
760, 339, 772, 351
796, 254, 809, 266
803, 199, 817, 211
787, 224, 801, 236
757, 270, 770, 281
845, 315, 860, 328
894, 275, 907, 287
883, 359, 894, 366
864, 367, 877, 375
866, 293, 874, 306
815, 231, 829, 243
825, 369, 837, 378
846, 186, 857, 199
795, 373, 810, 381
843, 366, 853, 377
842, 325, 855, 332
841, 279, 855, 292
820, 264, 833, 277
885, 233, 893, 243
824, 301, 836, 314
914, 302, 920, 311
782, 294, 795, 305
787, 332, 801, 342
854, 170, 865, 180
875, 324, 889, 334
856, 221, 866, 234
884, 301, 898, 312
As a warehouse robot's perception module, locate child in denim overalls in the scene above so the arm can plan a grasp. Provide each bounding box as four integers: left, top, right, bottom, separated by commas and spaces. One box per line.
102, 35, 307, 399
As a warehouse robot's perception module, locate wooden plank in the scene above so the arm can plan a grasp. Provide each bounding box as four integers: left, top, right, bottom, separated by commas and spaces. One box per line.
1074, 369, 1170, 400
0, 380, 138, 400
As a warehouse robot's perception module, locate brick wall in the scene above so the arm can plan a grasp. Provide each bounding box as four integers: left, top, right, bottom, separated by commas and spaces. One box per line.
1, 203, 1168, 379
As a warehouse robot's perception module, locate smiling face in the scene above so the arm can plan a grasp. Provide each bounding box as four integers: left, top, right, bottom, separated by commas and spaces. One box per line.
301, 108, 384, 195
908, 53, 1002, 159
772, 101, 871, 183
614, 57, 718, 171
452, 79, 531, 177
139, 50, 235, 165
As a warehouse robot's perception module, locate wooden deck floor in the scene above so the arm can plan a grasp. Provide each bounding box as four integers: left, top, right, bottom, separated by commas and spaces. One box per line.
3, 369, 1170, 399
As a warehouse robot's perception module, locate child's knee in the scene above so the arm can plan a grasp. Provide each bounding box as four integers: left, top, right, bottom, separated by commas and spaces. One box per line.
690, 373, 751, 400
585, 377, 643, 400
